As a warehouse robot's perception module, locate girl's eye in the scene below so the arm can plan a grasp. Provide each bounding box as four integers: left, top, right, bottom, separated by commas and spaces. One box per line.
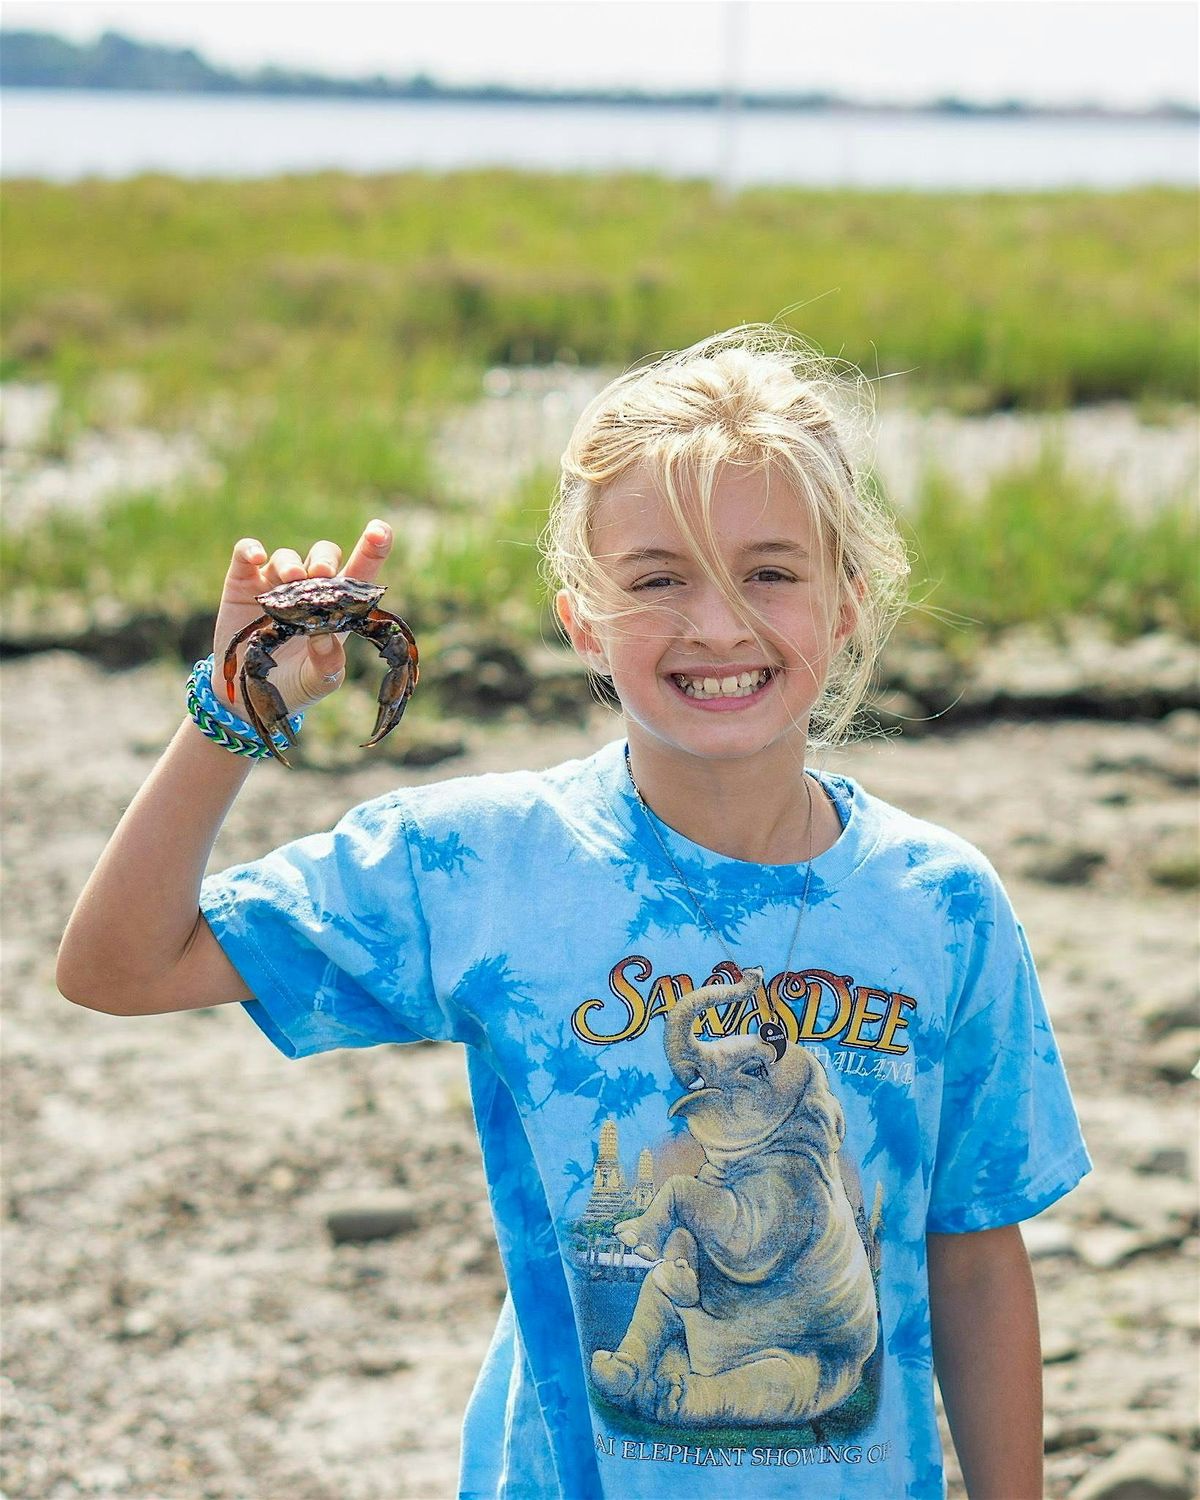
630, 569, 798, 591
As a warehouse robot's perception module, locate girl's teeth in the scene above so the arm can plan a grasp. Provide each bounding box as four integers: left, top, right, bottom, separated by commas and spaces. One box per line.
677, 670, 770, 700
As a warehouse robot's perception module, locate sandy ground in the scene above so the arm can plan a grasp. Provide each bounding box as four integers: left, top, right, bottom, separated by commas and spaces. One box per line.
2, 651, 1197, 1500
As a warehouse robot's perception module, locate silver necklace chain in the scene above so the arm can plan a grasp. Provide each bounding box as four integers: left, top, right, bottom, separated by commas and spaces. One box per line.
623, 745, 815, 989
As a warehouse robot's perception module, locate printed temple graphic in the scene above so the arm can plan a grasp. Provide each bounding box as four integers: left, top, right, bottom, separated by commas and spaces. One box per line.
573, 968, 884, 1432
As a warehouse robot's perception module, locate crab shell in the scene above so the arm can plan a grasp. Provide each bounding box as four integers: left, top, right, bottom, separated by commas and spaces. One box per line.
254, 576, 386, 632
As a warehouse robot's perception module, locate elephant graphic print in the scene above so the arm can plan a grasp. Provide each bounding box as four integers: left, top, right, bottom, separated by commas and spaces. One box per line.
574, 966, 883, 1443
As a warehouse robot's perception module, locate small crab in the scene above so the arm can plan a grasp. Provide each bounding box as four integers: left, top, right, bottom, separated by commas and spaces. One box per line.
222, 576, 418, 767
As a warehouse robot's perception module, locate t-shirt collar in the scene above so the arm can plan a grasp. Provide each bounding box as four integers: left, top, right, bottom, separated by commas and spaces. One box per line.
589, 737, 881, 893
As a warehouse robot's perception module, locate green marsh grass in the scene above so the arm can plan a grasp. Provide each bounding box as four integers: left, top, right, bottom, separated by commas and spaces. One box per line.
419, 482, 555, 633
0, 354, 458, 634
3, 174, 1196, 412
5, 442, 1194, 653
0, 442, 558, 642
3, 172, 1196, 668
903, 452, 1199, 644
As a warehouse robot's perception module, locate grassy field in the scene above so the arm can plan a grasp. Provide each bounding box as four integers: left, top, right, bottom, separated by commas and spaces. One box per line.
3, 172, 1196, 412
4, 443, 1195, 651
902, 455, 1197, 644
2, 172, 1197, 650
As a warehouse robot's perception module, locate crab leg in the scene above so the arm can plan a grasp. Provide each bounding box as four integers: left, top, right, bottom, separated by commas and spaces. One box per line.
222, 613, 272, 705
226, 619, 304, 766
353, 609, 420, 747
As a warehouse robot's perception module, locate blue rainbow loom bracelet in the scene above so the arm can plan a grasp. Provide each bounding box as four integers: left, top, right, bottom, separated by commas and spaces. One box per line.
186, 654, 304, 761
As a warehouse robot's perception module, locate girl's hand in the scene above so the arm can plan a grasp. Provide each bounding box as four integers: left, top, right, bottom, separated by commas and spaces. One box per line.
213, 520, 393, 723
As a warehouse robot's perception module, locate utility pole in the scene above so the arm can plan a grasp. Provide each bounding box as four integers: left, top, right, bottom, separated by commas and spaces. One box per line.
716, 0, 745, 204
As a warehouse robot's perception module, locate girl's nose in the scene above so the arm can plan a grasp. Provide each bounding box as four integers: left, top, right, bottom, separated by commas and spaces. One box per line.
682, 585, 755, 651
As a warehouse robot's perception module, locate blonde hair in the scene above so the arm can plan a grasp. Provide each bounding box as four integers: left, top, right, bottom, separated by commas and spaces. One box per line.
541, 325, 910, 748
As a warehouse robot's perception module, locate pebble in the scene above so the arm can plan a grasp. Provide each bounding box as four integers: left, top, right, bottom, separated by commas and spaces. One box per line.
1070, 1168, 1199, 1235
1075, 1227, 1186, 1271
355, 1349, 414, 1377
1067, 1434, 1195, 1500
1134, 1146, 1188, 1182
118, 1309, 158, 1340
1134, 988, 1200, 1041
1045, 1418, 1101, 1453
75, 1461, 131, 1491
323, 1192, 421, 1244
266, 1164, 298, 1194
1042, 1329, 1082, 1364
1023, 1217, 1077, 1259
1148, 1029, 1200, 1084
1162, 709, 1200, 745
1087, 749, 1200, 792
1021, 842, 1108, 886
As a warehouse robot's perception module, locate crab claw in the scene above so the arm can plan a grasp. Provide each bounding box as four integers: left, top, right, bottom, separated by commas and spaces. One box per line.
357, 610, 419, 749
241, 668, 302, 767
362, 656, 416, 748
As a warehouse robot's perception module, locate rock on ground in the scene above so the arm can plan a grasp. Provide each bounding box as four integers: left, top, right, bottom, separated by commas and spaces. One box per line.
1068, 1434, 1196, 1500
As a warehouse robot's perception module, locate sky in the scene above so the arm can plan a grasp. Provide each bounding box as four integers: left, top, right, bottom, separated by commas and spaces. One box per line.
4, 0, 1198, 108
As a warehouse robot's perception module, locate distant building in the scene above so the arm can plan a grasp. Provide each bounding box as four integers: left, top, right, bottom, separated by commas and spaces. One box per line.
632, 1147, 656, 1211
573, 1121, 662, 1280
579, 1118, 637, 1225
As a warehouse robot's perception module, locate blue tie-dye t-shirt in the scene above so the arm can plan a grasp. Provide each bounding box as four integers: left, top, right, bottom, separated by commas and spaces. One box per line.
199, 739, 1090, 1500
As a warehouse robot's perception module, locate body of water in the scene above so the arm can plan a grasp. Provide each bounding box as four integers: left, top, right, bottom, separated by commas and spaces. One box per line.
1, 89, 1196, 188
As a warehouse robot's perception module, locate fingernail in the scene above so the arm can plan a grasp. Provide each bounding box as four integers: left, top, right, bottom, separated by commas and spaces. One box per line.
368, 520, 390, 542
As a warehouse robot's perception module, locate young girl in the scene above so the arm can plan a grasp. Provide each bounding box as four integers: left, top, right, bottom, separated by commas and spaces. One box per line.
58, 328, 1090, 1499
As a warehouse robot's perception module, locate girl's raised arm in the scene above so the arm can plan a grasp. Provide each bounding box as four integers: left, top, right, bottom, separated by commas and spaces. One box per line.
55, 521, 392, 1016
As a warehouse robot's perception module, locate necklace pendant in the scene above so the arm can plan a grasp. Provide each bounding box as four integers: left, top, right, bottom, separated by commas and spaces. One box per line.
759, 1017, 787, 1060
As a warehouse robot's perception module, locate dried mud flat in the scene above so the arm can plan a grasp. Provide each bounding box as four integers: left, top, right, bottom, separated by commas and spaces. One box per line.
2, 652, 1197, 1500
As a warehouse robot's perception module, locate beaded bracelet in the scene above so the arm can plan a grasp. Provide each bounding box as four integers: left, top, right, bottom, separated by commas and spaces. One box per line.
186, 654, 305, 761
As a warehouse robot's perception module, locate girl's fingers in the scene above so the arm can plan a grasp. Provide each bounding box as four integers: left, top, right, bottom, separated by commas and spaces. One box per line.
230, 537, 267, 570
229, 527, 380, 595
304, 539, 342, 577
299, 632, 346, 698
342, 519, 392, 582
266, 547, 306, 585
225, 537, 267, 583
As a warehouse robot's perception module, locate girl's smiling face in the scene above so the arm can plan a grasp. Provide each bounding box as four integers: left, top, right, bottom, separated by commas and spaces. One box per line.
557, 462, 858, 772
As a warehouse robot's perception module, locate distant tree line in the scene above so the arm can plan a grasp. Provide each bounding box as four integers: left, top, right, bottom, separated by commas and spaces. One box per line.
1, 28, 1195, 118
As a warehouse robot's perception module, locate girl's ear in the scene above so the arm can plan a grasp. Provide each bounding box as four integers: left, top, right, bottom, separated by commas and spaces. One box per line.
832, 569, 866, 652
555, 589, 608, 672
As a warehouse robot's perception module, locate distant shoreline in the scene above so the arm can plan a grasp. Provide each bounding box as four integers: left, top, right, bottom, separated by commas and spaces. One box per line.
4, 82, 1194, 125
2, 27, 1196, 123
5, 86, 1196, 125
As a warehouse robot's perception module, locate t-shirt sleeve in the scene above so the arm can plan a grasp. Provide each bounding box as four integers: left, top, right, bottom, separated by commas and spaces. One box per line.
926, 870, 1091, 1233
199, 791, 461, 1057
